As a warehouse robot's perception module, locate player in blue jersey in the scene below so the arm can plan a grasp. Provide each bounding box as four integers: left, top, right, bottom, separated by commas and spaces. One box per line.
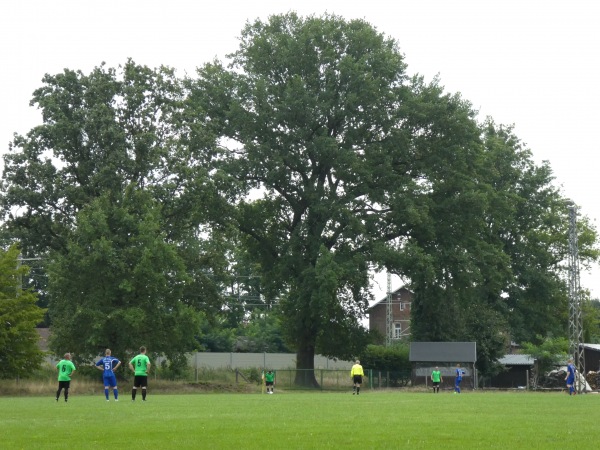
454, 363, 465, 394
565, 359, 576, 395
95, 348, 122, 401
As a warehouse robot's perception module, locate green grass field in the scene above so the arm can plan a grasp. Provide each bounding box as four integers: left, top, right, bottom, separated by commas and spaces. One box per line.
2, 390, 598, 449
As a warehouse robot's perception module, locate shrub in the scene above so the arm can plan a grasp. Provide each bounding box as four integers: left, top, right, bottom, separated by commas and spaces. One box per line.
360, 343, 411, 386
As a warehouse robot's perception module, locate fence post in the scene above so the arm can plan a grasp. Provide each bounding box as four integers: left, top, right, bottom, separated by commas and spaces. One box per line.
195, 353, 198, 383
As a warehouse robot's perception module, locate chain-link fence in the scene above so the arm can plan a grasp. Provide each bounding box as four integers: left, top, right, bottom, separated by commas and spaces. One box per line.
252, 369, 413, 391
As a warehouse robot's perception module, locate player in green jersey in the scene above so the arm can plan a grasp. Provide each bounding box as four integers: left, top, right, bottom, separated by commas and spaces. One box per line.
55, 353, 76, 402
264, 370, 275, 394
431, 366, 443, 393
129, 346, 151, 401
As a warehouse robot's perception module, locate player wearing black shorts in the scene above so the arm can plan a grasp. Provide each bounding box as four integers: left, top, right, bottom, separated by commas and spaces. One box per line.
350, 360, 365, 395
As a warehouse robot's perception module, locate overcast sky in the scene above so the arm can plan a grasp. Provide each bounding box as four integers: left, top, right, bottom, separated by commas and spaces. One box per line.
1, 0, 598, 299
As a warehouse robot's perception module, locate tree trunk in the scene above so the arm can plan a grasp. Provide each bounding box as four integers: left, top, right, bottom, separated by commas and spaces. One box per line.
295, 342, 320, 388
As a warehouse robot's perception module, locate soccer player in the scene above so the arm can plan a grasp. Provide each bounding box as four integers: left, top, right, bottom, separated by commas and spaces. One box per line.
431, 366, 443, 393
454, 363, 464, 394
565, 358, 576, 395
95, 348, 122, 401
350, 360, 364, 395
264, 370, 276, 394
55, 353, 76, 402
129, 346, 151, 401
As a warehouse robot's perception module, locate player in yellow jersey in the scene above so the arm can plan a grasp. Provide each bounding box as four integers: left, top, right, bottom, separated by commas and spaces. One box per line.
350, 360, 364, 395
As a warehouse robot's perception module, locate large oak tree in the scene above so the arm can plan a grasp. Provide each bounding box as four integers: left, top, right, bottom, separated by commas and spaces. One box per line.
189, 13, 507, 383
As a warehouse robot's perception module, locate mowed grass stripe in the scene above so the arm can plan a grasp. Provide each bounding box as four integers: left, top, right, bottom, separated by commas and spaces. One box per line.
1, 391, 597, 449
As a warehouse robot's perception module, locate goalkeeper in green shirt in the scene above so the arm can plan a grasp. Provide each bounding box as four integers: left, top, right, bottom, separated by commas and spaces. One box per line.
264, 370, 275, 394
431, 366, 443, 393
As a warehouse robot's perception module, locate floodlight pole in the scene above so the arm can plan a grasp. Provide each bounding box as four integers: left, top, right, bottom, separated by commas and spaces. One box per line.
567, 201, 585, 393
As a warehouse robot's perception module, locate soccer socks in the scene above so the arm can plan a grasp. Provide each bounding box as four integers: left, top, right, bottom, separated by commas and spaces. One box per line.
105, 388, 110, 400
114, 388, 118, 400
132, 388, 147, 400
357, 387, 360, 395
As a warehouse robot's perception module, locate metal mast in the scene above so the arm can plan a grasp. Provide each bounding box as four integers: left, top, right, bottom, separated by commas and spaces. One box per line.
386, 272, 393, 346
567, 201, 585, 392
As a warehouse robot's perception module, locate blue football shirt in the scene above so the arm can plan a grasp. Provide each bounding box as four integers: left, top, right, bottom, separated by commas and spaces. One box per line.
96, 356, 120, 377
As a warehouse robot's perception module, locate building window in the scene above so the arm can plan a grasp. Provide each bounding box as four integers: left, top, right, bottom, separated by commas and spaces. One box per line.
399, 302, 405, 311
394, 323, 402, 338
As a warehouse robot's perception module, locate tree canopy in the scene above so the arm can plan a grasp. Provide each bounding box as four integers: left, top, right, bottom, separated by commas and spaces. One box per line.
1, 13, 598, 380
189, 12, 598, 379
1, 60, 225, 364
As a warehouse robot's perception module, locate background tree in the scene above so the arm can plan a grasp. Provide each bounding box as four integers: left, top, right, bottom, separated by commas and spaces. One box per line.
47, 187, 203, 366
479, 122, 598, 346
521, 336, 569, 388
408, 119, 598, 375
0, 245, 45, 378
190, 13, 504, 384
582, 296, 600, 344
1, 60, 225, 362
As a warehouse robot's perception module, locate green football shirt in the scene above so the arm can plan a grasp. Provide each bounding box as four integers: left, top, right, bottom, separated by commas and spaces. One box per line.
130, 354, 150, 376
56, 360, 76, 381
265, 371, 275, 383
431, 370, 442, 383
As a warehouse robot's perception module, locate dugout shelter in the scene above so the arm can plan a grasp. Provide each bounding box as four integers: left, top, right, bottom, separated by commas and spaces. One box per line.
409, 342, 477, 390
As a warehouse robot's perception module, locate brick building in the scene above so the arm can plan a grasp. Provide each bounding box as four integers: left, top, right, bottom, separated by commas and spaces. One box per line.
368, 287, 413, 341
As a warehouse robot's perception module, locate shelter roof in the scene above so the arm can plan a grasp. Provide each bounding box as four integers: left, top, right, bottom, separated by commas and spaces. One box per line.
582, 344, 600, 352
498, 354, 535, 366
409, 342, 477, 363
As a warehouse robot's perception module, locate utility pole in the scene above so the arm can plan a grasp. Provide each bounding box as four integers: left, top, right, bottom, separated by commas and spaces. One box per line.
566, 201, 585, 393
386, 271, 393, 346
16, 253, 42, 296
